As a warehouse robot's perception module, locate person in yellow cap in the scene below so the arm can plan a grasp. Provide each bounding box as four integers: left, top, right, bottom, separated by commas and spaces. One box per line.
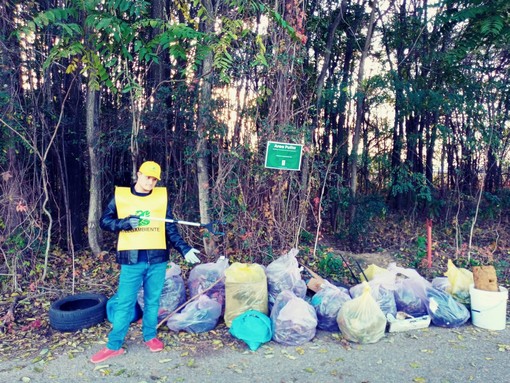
90, 160, 201, 363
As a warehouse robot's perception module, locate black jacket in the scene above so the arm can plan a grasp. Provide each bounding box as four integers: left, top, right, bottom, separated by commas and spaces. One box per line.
100, 185, 192, 265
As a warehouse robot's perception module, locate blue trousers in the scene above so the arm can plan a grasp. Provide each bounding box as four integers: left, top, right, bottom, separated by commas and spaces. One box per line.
107, 261, 167, 350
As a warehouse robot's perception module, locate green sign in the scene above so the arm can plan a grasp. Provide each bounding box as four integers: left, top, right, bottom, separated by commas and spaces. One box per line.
264, 141, 303, 171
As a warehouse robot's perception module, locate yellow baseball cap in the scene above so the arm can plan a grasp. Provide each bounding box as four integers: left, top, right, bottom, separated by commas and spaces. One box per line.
139, 161, 161, 180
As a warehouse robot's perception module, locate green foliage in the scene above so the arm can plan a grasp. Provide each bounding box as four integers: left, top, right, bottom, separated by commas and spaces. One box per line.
4, 228, 27, 255
494, 257, 510, 282
443, 0, 510, 59
24, 8, 78, 31
195, 0, 304, 84
410, 235, 427, 269
425, 196, 446, 220
21, 0, 205, 95
341, 194, 387, 249
479, 192, 502, 220
299, 229, 314, 245
390, 165, 432, 204
316, 249, 345, 281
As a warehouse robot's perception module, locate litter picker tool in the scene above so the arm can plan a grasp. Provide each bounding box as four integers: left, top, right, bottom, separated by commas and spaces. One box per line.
145, 217, 225, 236
337, 252, 361, 284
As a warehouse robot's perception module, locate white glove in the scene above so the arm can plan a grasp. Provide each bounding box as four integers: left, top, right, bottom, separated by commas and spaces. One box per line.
184, 248, 201, 264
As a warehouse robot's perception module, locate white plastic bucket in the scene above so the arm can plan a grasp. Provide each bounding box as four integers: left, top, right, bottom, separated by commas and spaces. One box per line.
469, 284, 508, 330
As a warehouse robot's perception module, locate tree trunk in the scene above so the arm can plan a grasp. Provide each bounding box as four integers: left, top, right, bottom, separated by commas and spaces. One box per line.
349, 0, 377, 201
196, 0, 216, 256
313, 4, 345, 131
86, 86, 102, 255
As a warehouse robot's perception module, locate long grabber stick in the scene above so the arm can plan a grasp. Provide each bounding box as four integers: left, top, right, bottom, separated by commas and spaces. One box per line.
146, 217, 225, 236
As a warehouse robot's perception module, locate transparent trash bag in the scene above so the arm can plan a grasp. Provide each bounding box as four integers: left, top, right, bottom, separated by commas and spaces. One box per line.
271, 290, 317, 346
188, 256, 229, 311
266, 248, 307, 309
166, 295, 222, 333
137, 263, 186, 322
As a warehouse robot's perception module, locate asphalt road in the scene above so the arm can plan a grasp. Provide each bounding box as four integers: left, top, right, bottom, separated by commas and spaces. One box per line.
1, 322, 509, 383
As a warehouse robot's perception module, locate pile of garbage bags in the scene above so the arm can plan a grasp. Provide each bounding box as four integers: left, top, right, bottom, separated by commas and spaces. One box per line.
107, 249, 479, 351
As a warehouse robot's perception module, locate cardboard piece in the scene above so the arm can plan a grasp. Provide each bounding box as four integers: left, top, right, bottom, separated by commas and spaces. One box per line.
301, 265, 326, 293
473, 265, 498, 292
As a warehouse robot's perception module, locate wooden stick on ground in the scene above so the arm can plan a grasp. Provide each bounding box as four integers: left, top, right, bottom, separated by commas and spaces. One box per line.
157, 276, 225, 329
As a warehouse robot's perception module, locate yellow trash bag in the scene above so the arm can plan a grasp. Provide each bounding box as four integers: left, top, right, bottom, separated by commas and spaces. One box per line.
337, 282, 386, 344
360, 264, 390, 282
444, 259, 473, 305
224, 262, 268, 327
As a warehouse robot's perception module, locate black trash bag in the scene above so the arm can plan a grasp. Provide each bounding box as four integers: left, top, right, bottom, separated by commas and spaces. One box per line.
388, 264, 430, 318
393, 283, 428, 317
426, 287, 470, 328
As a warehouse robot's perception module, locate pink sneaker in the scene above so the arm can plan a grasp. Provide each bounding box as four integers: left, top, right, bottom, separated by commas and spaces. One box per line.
90, 347, 125, 363
145, 337, 164, 352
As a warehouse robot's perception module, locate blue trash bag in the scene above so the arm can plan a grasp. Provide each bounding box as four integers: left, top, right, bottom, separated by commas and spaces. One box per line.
311, 282, 351, 331
229, 310, 273, 351
426, 287, 470, 328
106, 293, 143, 323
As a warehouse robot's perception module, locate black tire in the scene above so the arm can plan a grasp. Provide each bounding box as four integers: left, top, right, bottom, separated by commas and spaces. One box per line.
49, 292, 107, 332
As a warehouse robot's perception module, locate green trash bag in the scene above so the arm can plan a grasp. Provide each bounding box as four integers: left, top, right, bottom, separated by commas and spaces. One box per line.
229, 310, 272, 351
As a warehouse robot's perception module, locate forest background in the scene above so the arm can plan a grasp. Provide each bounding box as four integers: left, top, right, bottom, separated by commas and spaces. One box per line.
0, 0, 509, 299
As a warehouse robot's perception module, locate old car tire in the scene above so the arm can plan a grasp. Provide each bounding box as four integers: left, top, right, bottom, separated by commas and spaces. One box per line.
49, 292, 107, 332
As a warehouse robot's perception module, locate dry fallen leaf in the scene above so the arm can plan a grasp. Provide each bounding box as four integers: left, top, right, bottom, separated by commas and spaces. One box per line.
186, 358, 196, 367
